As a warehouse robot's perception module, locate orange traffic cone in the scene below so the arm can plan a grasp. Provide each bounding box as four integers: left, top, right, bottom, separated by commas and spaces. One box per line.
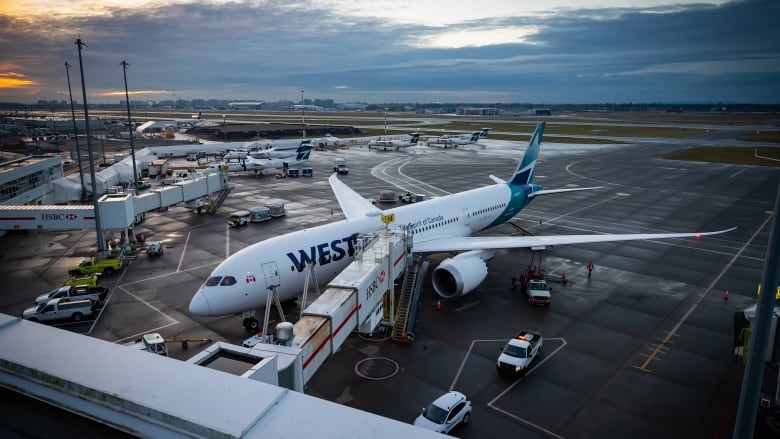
436, 300, 442, 310
724, 290, 729, 301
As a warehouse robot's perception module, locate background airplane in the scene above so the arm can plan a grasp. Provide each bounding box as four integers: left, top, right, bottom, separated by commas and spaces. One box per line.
189, 122, 732, 329
426, 130, 482, 147
368, 133, 421, 150
206, 141, 313, 174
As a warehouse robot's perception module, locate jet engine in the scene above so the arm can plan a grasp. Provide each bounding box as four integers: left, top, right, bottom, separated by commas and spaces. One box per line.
431, 250, 492, 299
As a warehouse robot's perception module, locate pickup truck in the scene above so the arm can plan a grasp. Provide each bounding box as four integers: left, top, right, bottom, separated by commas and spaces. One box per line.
65, 274, 100, 288
525, 279, 551, 306
23, 298, 98, 323
68, 256, 123, 276
146, 241, 164, 256
35, 285, 108, 306
496, 331, 543, 376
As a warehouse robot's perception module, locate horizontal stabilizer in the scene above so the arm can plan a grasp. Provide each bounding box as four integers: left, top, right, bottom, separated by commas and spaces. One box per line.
489, 175, 506, 184
412, 227, 735, 253
528, 187, 602, 197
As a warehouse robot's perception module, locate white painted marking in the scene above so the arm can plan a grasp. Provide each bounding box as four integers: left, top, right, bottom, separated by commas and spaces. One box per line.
176, 231, 192, 272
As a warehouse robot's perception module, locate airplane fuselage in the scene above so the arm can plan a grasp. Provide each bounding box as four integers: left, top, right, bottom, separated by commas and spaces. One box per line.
189, 182, 531, 316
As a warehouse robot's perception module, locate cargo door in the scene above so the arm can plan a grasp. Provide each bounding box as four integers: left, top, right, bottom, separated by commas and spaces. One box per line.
262, 262, 280, 288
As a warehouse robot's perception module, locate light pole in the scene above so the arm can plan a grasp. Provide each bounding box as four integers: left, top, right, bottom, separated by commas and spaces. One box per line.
300, 90, 305, 138
384, 107, 388, 134
120, 60, 138, 188
64, 62, 86, 200
75, 37, 106, 253
222, 114, 227, 142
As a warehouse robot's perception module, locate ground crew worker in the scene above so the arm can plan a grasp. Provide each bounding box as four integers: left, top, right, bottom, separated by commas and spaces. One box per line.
587, 261, 594, 277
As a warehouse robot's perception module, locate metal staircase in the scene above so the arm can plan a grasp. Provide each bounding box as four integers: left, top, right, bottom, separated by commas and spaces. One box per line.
208, 185, 233, 213
391, 254, 425, 342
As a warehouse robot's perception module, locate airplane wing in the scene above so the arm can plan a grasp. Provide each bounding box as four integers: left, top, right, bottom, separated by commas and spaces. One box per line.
329, 174, 382, 220
412, 228, 735, 253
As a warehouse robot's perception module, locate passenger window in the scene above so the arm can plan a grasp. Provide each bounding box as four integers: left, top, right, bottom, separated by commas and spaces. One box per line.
220, 276, 237, 286
448, 403, 464, 421
205, 276, 222, 287
42, 305, 53, 313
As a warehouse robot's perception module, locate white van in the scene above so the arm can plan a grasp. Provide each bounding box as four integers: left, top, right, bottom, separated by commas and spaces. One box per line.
229, 211, 251, 227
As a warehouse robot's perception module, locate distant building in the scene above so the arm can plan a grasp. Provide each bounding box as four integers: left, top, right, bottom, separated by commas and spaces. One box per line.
532, 108, 552, 116
227, 102, 264, 110
457, 107, 498, 116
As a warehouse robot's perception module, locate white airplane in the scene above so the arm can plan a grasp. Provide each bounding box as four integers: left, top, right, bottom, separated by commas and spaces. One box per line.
205, 141, 313, 174
368, 133, 421, 151
189, 122, 733, 329
427, 131, 482, 148
311, 134, 343, 149
250, 141, 312, 159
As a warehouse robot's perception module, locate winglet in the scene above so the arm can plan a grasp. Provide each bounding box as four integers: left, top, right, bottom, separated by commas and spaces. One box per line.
508, 122, 545, 186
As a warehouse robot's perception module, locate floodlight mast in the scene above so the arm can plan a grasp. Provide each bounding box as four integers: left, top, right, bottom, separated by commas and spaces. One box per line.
64, 61, 86, 200
75, 37, 106, 252
121, 60, 138, 187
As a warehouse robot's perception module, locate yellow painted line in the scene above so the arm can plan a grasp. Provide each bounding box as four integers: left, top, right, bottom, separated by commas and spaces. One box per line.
638, 213, 772, 373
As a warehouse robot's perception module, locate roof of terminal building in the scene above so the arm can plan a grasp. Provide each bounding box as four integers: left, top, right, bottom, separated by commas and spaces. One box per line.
0, 314, 439, 438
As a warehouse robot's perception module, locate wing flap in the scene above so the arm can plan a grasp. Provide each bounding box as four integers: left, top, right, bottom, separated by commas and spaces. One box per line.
412, 228, 735, 253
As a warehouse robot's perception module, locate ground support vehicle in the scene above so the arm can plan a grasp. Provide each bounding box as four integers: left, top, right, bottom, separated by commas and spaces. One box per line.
250, 206, 272, 223
333, 158, 348, 174
35, 285, 108, 305
229, 211, 250, 227
65, 274, 100, 288
68, 256, 123, 276
496, 331, 543, 376
413, 391, 472, 434
146, 241, 164, 256
23, 298, 98, 323
524, 279, 551, 306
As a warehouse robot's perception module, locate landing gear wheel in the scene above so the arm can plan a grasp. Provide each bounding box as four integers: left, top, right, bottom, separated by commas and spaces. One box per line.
242, 318, 250, 328
249, 318, 260, 332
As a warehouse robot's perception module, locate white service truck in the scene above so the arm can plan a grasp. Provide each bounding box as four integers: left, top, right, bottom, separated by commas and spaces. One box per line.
496, 331, 543, 375
23, 298, 98, 323
35, 285, 108, 306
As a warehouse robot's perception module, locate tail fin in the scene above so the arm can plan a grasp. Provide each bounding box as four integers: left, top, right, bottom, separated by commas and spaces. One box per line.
508, 122, 545, 186
409, 133, 420, 145
480, 128, 490, 138
470, 131, 481, 142
295, 140, 312, 160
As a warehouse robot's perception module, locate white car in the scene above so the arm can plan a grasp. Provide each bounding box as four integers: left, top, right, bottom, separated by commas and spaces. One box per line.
413, 391, 471, 434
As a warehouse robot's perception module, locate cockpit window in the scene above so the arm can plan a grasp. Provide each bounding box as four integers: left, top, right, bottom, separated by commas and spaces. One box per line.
220, 276, 237, 286
205, 276, 222, 287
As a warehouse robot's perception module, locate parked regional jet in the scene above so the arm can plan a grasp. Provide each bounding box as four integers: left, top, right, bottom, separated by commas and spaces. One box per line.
368, 133, 421, 151
205, 141, 313, 174
189, 122, 733, 329
249, 141, 312, 159
311, 134, 343, 149
427, 131, 482, 148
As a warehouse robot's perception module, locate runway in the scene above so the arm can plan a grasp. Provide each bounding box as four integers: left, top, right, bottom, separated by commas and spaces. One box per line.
0, 135, 776, 438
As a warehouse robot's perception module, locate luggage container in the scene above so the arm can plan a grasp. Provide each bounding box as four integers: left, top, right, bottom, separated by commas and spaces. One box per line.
286, 169, 300, 177
268, 203, 286, 218
302, 168, 313, 177
250, 206, 272, 222
379, 191, 396, 203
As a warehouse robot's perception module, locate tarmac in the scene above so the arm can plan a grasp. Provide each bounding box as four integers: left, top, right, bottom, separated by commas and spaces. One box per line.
0, 132, 777, 438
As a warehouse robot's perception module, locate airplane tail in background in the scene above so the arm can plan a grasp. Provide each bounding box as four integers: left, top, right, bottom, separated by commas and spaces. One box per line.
469, 131, 481, 142
295, 140, 313, 161
409, 133, 420, 145
508, 122, 545, 186
480, 128, 490, 138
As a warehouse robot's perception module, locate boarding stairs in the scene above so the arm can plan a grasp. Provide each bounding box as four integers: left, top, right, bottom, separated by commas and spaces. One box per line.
207, 186, 233, 213
391, 253, 425, 342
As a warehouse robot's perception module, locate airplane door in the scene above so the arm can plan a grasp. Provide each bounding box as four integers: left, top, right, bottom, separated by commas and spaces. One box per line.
462, 208, 470, 226
262, 262, 280, 288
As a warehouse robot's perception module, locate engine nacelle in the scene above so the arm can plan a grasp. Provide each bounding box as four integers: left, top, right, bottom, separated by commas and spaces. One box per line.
432, 251, 489, 299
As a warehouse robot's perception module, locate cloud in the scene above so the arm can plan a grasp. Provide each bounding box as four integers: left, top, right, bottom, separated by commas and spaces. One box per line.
0, 0, 777, 103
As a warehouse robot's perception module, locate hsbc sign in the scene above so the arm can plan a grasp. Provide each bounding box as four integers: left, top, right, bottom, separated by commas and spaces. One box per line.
41, 213, 78, 221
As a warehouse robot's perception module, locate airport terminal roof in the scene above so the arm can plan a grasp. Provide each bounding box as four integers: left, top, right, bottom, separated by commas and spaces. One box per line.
0, 314, 440, 438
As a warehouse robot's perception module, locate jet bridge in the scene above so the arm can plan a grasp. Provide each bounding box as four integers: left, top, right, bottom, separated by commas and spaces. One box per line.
188, 227, 411, 388
0, 172, 228, 231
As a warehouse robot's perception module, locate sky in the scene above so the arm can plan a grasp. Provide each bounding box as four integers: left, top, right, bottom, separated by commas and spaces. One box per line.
0, 0, 778, 104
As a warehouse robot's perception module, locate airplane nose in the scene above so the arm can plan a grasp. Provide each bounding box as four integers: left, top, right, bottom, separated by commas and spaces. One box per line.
188, 290, 212, 316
